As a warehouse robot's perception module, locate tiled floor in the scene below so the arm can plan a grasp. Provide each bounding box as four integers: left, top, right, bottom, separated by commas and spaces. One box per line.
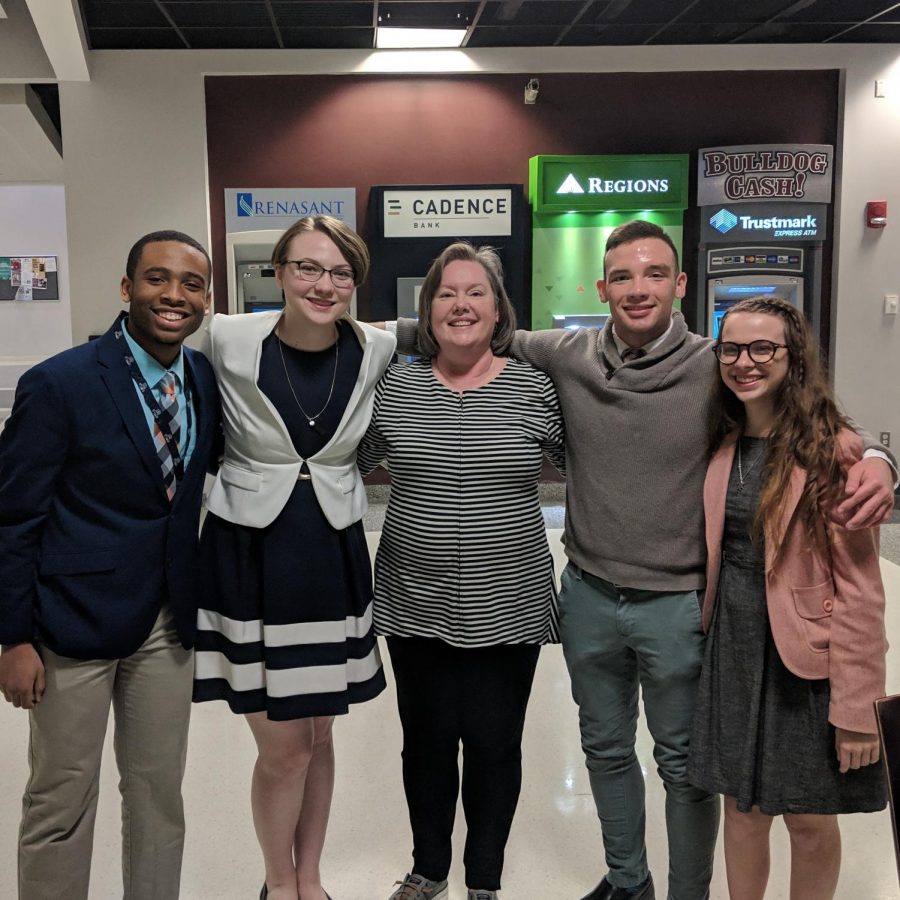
1, 531, 898, 899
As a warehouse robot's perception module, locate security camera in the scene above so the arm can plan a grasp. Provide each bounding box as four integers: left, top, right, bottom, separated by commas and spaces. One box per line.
524, 78, 539, 105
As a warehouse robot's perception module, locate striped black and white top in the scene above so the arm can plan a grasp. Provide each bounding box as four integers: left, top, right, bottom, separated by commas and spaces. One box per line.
357, 358, 566, 648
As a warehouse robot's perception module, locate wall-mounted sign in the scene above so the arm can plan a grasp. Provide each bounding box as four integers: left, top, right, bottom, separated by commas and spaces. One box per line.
529, 155, 689, 214
698, 145, 833, 206
701, 202, 828, 243
224, 188, 356, 233
381, 188, 512, 238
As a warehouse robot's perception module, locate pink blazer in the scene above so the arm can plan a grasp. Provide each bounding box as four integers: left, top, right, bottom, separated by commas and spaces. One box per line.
702, 430, 887, 734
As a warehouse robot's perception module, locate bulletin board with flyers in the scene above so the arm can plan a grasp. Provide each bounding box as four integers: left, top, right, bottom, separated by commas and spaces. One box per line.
0, 256, 60, 301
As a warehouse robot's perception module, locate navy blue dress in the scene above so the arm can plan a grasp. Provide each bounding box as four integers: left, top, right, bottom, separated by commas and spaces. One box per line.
194, 322, 386, 720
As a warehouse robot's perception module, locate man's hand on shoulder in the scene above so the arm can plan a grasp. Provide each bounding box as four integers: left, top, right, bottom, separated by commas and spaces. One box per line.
832, 457, 896, 530
0, 643, 45, 709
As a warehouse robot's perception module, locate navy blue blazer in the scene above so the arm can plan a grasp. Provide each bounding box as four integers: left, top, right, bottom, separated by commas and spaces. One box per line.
0, 315, 219, 659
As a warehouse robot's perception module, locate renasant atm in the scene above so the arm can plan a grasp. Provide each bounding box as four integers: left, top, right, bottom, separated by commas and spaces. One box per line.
696, 144, 833, 339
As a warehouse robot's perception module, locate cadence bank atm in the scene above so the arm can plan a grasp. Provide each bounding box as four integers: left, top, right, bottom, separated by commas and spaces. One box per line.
529, 154, 690, 330
366, 184, 528, 325
696, 144, 833, 339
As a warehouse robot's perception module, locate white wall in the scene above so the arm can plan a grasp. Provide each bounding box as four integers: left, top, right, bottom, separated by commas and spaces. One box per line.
57, 45, 900, 442
831, 56, 900, 448
0, 184, 72, 409
0, 0, 54, 81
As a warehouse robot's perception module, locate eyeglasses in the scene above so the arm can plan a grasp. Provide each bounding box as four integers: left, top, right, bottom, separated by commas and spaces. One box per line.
712, 340, 788, 364
283, 259, 355, 289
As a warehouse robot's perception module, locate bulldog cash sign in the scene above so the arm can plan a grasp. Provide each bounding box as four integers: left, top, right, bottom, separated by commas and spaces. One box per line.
697, 145, 833, 206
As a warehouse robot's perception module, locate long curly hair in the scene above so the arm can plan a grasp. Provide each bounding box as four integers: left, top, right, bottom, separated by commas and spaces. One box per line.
709, 296, 850, 555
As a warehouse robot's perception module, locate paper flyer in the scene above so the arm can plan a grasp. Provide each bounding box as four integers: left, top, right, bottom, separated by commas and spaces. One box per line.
32, 258, 47, 289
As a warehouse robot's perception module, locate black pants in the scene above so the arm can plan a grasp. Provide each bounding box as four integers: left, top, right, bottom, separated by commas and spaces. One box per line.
387, 636, 541, 890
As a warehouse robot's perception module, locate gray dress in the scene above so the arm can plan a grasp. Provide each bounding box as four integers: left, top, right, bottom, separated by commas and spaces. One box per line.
687, 436, 886, 815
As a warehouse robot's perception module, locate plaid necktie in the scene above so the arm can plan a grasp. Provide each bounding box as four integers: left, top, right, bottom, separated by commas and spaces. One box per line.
154, 372, 182, 501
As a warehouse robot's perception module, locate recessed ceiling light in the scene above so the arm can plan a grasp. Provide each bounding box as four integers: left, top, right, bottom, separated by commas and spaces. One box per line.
375, 27, 467, 49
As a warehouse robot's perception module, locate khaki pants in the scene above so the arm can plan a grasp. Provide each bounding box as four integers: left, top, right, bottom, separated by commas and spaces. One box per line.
18, 609, 193, 900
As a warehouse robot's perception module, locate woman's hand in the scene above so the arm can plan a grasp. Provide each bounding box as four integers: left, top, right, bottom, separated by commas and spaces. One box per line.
835, 727, 881, 773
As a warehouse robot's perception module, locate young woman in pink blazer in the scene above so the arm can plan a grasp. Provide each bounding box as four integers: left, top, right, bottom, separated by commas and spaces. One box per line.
687, 296, 887, 900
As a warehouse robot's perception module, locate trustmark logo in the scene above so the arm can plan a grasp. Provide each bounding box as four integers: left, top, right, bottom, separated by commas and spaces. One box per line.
556, 174, 585, 194
237, 193, 254, 217
710, 208, 739, 234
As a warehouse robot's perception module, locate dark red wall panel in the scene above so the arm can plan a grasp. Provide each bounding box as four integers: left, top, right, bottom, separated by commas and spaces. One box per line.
206, 71, 839, 317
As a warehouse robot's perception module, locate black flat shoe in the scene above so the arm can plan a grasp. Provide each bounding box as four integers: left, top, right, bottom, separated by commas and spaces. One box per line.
580, 874, 655, 900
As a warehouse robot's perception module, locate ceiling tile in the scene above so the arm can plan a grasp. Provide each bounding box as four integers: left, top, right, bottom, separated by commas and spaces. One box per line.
280, 26, 375, 49
271, 2, 372, 28
164, 2, 271, 28
88, 27, 185, 49
82, 1, 169, 29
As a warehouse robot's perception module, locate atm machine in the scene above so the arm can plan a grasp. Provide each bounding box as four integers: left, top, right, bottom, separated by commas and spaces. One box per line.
529, 154, 690, 330
237, 261, 283, 313
225, 231, 285, 314
706, 249, 806, 337
222, 187, 357, 315
696, 144, 833, 341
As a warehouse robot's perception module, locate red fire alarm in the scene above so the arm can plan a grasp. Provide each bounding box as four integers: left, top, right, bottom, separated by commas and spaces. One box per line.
866, 201, 887, 228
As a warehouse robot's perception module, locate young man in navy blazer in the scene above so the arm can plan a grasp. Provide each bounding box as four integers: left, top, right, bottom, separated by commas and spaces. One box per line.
0, 231, 219, 900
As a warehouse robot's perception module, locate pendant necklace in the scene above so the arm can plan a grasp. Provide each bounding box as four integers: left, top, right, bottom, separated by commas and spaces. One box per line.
736, 438, 763, 494
277, 331, 340, 427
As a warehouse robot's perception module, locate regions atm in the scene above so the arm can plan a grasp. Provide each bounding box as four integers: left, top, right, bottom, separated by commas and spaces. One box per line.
528, 154, 690, 330
696, 145, 833, 339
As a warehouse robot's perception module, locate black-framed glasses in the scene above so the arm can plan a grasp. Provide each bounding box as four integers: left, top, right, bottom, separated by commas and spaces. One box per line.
283, 259, 355, 289
712, 340, 788, 364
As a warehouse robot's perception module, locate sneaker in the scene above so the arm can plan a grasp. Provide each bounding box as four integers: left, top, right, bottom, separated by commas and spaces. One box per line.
467, 892, 499, 900
389, 873, 449, 900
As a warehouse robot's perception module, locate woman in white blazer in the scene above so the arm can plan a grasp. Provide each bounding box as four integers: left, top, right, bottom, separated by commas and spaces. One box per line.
193, 216, 396, 900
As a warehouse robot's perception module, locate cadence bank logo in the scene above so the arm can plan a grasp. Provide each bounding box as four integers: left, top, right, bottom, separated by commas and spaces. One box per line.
709, 208, 739, 234
237, 193, 254, 217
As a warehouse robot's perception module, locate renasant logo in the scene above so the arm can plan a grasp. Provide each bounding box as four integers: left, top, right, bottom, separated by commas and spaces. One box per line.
237, 193, 254, 217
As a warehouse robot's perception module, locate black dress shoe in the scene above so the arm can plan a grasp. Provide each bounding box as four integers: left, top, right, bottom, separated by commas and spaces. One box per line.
579, 874, 655, 900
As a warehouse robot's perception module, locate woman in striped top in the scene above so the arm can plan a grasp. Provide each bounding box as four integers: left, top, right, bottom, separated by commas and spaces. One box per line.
357, 242, 565, 900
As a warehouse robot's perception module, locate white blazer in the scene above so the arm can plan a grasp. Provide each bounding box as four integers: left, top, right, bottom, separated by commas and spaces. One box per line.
204, 310, 396, 530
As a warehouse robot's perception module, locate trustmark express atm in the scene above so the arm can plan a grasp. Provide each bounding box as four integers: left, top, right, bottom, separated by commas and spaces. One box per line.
528, 154, 690, 330
696, 145, 833, 339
